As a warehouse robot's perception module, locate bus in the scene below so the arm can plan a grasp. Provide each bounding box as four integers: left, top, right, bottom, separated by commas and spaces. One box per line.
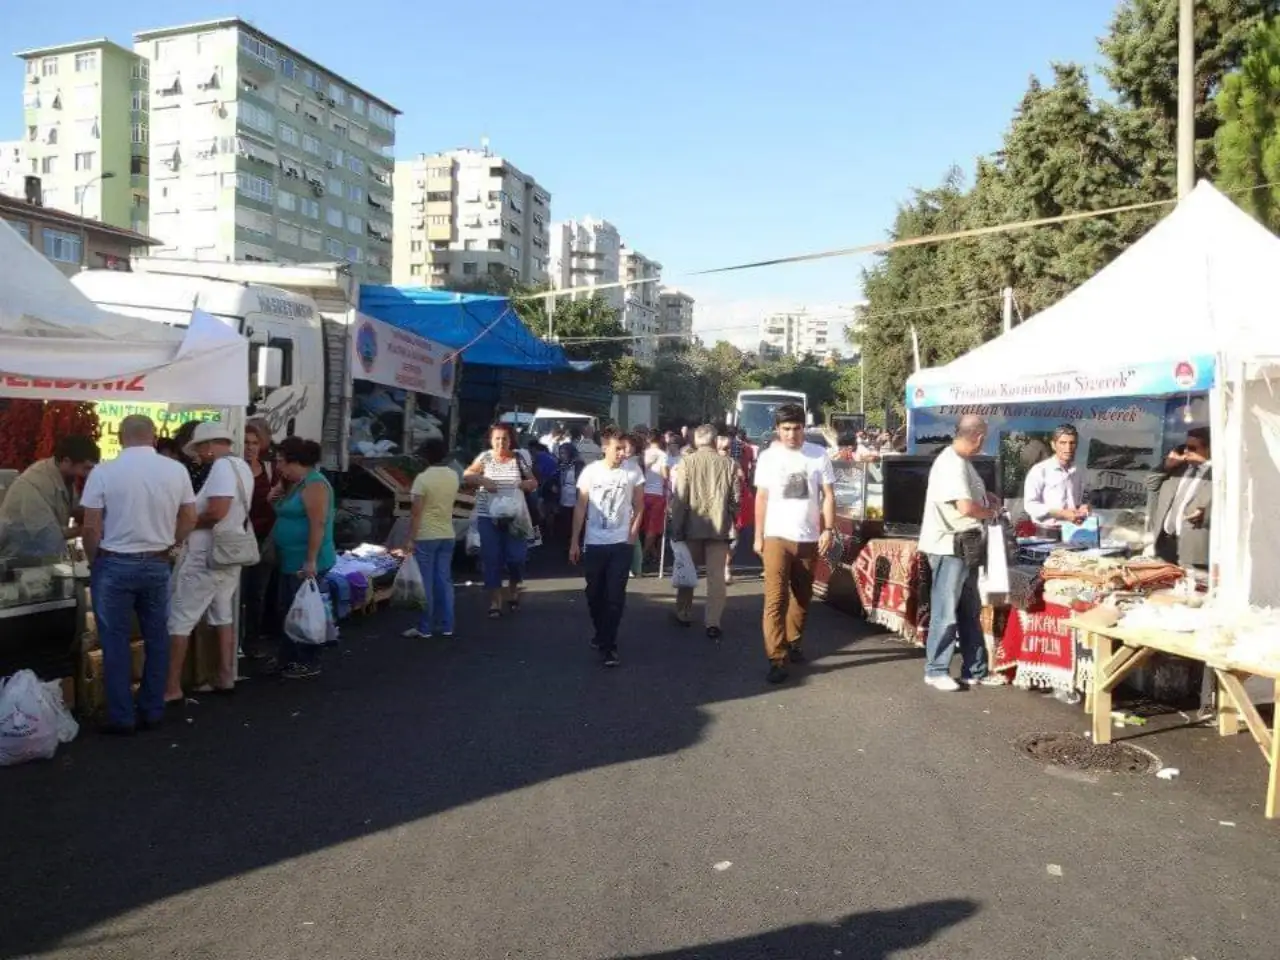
731, 387, 810, 444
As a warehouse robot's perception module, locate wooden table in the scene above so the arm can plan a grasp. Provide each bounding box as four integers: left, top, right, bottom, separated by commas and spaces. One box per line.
1071, 621, 1280, 819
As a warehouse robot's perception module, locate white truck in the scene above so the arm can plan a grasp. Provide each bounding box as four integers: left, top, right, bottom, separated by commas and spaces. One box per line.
72, 258, 360, 471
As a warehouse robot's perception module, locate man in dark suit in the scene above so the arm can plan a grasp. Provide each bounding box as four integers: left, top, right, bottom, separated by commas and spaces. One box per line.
1146, 427, 1212, 569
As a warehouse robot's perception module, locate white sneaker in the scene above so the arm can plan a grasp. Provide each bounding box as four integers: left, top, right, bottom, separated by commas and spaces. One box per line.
402, 628, 428, 639
925, 676, 962, 692
960, 675, 1007, 688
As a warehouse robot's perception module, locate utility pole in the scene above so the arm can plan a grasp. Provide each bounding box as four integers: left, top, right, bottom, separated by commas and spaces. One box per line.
1177, 0, 1196, 199
1001, 286, 1014, 334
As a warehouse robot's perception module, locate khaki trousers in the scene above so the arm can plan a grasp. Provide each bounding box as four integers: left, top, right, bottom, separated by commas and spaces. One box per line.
674, 539, 730, 628
761, 537, 816, 664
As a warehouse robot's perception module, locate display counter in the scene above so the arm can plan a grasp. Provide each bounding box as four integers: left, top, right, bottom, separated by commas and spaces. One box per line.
814, 460, 886, 615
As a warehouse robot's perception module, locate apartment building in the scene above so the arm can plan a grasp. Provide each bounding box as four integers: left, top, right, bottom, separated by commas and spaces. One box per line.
0, 141, 26, 199
656, 288, 695, 349
14, 39, 147, 232
759, 310, 832, 359
393, 148, 550, 289
619, 246, 662, 365
547, 217, 623, 312
132, 19, 398, 281
2, 191, 160, 276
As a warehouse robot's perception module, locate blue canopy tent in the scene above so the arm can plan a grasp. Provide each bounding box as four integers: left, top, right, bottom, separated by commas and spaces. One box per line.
358, 285, 571, 371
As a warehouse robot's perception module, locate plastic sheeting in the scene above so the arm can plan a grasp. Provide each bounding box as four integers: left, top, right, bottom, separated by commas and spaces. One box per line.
358, 286, 570, 371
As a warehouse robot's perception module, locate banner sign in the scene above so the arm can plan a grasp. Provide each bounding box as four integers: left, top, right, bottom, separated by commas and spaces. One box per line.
95, 401, 223, 461
905, 356, 1215, 410
350, 314, 456, 399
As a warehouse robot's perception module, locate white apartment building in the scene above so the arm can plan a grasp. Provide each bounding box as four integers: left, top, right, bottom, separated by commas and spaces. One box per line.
15, 39, 147, 232
0, 141, 26, 200
619, 246, 662, 365
548, 217, 623, 312
759, 310, 832, 360
656, 288, 695, 349
133, 19, 398, 281
393, 148, 550, 288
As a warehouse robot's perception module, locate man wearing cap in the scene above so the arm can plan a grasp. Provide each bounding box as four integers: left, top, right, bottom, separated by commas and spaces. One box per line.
166, 421, 256, 702
81, 415, 197, 734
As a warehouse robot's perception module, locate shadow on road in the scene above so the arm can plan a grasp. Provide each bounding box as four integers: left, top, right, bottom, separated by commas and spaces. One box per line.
1, 547, 895, 958
611, 899, 980, 959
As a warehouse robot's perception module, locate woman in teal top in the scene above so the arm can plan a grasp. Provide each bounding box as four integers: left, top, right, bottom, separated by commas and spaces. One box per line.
272, 437, 336, 679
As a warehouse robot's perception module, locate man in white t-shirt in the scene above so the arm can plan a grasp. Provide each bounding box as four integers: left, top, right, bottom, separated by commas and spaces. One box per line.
753, 404, 835, 684
166, 421, 256, 701
81, 415, 196, 733
918, 415, 1002, 692
569, 427, 645, 667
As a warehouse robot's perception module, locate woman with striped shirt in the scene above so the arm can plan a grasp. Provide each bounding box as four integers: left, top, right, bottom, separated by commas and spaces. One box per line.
464, 423, 538, 618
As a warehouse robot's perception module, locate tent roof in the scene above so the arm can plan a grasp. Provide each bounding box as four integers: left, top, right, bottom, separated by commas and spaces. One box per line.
358, 286, 571, 371
907, 182, 1280, 406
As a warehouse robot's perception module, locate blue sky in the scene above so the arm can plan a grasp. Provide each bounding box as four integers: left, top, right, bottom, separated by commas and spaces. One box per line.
5, 0, 1122, 347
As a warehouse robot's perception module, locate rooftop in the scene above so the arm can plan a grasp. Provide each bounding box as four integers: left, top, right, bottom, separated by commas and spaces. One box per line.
133, 18, 400, 115
0, 194, 161, 247
14, 37, 138, 60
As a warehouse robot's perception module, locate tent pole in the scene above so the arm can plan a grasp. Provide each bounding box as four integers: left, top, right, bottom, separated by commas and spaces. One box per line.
1177, 0, 1196, 199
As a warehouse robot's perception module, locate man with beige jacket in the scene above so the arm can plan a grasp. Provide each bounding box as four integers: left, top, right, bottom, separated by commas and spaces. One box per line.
669, 424, 741, 638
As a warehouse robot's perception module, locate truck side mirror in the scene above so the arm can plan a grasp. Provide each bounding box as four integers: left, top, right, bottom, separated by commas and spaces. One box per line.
257, 346, 285, 390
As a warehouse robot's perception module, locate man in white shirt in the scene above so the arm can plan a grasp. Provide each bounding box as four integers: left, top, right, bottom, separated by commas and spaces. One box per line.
569, 427, 645, 667
81, 415, 197, 733
918, 415, 1002, 692
753, 403, 835, 684
1023, 424, 1089, 526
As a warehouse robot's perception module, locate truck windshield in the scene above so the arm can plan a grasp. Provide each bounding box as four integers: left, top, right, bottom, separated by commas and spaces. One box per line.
530, 417, 594, 441
739, 401, 789, 442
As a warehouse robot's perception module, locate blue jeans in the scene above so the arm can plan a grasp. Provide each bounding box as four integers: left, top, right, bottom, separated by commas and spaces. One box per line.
477, 516, 527, 590
925, 553, 988, 679
277, 573, 331, 666
582, 542, 633, 653
413, 538, 455, 634
91, 553, 172, 726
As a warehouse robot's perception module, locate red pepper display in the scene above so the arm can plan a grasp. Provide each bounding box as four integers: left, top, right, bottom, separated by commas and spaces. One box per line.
0, 400, 101, 471
35, 402, 101, 461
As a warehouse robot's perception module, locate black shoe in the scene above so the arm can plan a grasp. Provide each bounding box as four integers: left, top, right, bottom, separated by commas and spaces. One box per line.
602, 649, 620, 668
706, 626, 722, 640
766, 663, 789, 684
788, 645, 806, 664
98, 722, 136, 737
137, 715, 164, 732
589, 636, 600, 649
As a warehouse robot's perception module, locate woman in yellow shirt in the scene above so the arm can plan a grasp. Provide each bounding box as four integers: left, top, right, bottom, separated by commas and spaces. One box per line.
402, 437, 461, 638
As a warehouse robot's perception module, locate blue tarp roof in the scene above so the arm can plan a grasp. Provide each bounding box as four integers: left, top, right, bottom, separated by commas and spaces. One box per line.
358, 285, 571, 371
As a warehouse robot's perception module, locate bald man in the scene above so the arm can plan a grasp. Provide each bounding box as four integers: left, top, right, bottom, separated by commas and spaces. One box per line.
917, 415, 1002, 692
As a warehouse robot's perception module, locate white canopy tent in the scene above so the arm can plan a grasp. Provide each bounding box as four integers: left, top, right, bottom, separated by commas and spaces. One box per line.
0, 218, 247, 407
905, 182, 1280, 609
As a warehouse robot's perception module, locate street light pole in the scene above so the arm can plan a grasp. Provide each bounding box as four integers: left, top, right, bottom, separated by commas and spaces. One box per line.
77, 170, 116, 269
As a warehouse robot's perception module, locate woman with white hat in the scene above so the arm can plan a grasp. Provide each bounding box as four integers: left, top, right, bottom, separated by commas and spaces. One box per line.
164, 420, 255, 701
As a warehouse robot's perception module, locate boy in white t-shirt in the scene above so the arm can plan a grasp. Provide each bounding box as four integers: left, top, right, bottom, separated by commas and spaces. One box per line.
569, 427, 645, 667
754, 404, 835, 684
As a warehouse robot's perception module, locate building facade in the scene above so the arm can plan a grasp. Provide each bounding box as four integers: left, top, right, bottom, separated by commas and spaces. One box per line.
15, 39, 146, 232
2, 192, 159, 276
392, 148, 551, 289
0, 141, 26, 199
547, 217, 623, 312
619, 246, 662, 365
132, 19, 397, 281
759, 310, 831, 360
656, 289, 695, 350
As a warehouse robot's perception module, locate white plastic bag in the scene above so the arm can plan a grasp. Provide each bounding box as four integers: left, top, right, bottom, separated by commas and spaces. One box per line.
40, 680, 78, 744
980, 525, 1010, 595
489, 489, 522, 521
285, 579, 329, 646
670, 541, 698, 589
0, 670, 62, 766
392, 556, 427, 610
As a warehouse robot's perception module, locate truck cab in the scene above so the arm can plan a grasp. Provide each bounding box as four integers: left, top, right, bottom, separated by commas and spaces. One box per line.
70, 269, 324, 444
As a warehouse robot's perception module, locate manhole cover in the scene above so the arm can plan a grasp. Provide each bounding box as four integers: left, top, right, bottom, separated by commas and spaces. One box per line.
1015, 732, 1161, 774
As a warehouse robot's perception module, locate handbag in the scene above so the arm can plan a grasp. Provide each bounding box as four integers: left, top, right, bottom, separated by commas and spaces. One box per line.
212, 460, 262, 569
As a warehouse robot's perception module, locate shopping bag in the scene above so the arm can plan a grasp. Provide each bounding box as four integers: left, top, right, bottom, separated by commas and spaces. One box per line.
0, 670, 62, 766
284, 579, 329, 646
465, 523, 481, 557
489, 489, 522, 521
392, 556, 428, 610
39, 679, 78, 744
980, 524, 1011, 595
670, 541, 698, 589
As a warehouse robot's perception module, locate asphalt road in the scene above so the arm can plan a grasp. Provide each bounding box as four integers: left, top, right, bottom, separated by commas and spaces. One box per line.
4, 548, 1280, 960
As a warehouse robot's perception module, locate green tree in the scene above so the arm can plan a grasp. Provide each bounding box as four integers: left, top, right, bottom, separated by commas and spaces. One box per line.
611, 355, 647, 393
1216, 17, 1280, 227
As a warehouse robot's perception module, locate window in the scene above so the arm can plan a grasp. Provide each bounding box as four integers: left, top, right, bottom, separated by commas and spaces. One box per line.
277, 222, 300, 246
277, 189, 297, 212
369, 103, 393, 130
74, 51, 98, 72
278, 122, 299, 146
410, 240, 423, 253
195, 32, 218, 56
350, 95, 365, 115
346, 155, 364, 176
409, 264, 422, 276
328, 175, 344, 197
462, 262, 478, 276
327, 82, 345, 106
41, 156, 57, 175
427, 191, 451, 202
131, 90, 148, 111
5, 218, 32, 244
25, 60, 36, 77
153, 39, 175, 62
132, 123, 148, 144
131, 60, 149, 81
302, 68, 315, 90
325, 206, 344, 228
45, 127, 58, 145
279, 56, 297, 80
332, 121, 347, 139
41, 57, 58, 77
324, 236, 344, 257
301, 228, 321, 251
74, 151, 94, 171
43, 229, 81, 263
348, 125, 367, 148
26, 125, 36, 142
239, 32, 277, 68
428, 215, 449, 226
240, 102, 274, 136
346, 213, 362, 234
74, 184, 93, 206
236, 172, 274, 203
22, 90, 40, 110
509, 243, 521, 260
278, 89, 302, 114
326, 145, 344, 168
301, 133, 320, 155
300, 197, 320, 220
344, 184, 362, 204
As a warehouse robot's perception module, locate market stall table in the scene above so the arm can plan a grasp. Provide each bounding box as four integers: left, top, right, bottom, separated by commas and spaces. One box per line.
1073, 620, 1280, 819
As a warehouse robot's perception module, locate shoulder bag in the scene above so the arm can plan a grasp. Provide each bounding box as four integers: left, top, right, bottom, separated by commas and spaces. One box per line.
212, 461, 262, 569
